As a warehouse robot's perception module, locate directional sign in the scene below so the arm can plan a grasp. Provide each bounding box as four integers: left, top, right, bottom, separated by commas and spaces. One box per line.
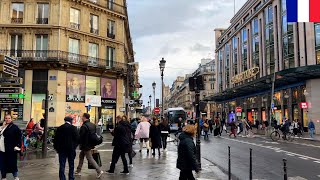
0, 98, 23, 104
0, 55, 19, 67
0, 87, 23, 94
0, 77, 23, 85
0, 64, 18, 77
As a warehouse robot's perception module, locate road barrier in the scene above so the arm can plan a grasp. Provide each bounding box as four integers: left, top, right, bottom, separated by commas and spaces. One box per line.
283, 159, 287, 180
250, 148, 252, 180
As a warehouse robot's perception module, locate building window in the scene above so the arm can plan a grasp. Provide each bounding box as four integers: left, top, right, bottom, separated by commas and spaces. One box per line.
242, 28, 248, 72
68, 38, 80, 63
37, 4, 49, 24
11, 3, 24, 24
107, 20, 116, 39
265, 5, 275, 74
225, 44, 230, 89
218, 50, 223, 92
10, 35, 22, 57
232, 37, 238, 76
211, 83, 214, 90
88, 43, 99, 66
281, 0, 286, 12
265, 5, 273, 25
70, 8, 80, 29
35, 35, 48, 57
252, 18, 259, 35
90, 14, 99, 34
282, 1, 294, 69
315, 23, 320, 48
107, 46, 115, 67
108, 0, 115, 10
316, 51, 320, 64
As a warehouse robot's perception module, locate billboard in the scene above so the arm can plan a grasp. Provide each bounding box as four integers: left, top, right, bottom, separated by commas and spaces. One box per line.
66, 73, 86, 102
101, 78, 117, 99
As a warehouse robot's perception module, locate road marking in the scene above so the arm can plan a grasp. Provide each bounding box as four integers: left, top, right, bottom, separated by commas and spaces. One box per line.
288, 176, 308, 180
299, 157, 309, 160
286, 153, 295, 157
317, 175, 320, 177
96, 149, 113, 152
314, 161, 320, 164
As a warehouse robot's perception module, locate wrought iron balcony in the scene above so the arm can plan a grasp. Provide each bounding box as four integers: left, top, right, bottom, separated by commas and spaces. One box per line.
70, 22, 80, 30
0, 50, 127, 72
107, 32, 115, 39
36, 18, 48, 24
11, 18, 23, 24
90, 28, 99, 34
83, 0, 125, 15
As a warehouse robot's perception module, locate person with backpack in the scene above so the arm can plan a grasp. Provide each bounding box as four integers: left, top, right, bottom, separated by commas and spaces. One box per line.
54, 116, 79, 180
75, 113, 103, 179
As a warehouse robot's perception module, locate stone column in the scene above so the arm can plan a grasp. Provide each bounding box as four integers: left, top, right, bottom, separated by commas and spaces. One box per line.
287, 89, 293, 121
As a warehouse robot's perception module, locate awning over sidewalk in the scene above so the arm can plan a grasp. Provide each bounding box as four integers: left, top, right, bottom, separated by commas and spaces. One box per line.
205, 65, 320, 102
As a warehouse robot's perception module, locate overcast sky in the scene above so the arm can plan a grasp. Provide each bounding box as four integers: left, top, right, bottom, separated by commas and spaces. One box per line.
127, 0, 247, 106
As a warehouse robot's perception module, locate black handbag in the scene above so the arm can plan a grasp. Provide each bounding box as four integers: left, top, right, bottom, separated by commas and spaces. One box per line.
88, 151, 102, 169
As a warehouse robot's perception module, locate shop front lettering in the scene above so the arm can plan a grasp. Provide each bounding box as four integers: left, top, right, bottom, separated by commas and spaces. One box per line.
67, 96, 84, 102
101, 99, 116, 104
231, 67, 259, 84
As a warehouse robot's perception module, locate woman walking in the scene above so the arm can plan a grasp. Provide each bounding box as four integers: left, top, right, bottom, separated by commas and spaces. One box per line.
203, 119, 209, 140
159, 119, 170, 151
0, 114, 22, 180
135, 115, 151, 154
122, 116, 134, 167
149, 119, 162, 156
176, 125, 199, 180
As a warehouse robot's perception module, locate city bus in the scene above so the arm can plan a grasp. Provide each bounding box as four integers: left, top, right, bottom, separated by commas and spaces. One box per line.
164, 107, 187, 131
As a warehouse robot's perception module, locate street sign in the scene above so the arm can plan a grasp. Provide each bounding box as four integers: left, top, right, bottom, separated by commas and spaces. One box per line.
0, 94, 25, 99
0, 98, 23, 104
236, 107, 242, 113
0, 87, 23, 94
120, 107, 126, 112
300, 102, 308, 109
154, 107, 160, 114
0, 77, 23, 85
0, 55, 19, 67
0, 64, 18, 76
271, 103, 275, 109
236, 112, 241, 116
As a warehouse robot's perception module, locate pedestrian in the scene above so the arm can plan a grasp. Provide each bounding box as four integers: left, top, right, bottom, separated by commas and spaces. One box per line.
131, 118, 138, 139
199, 116, 204, 135
107, 115, 132, 175
242, 118, 249, 137
25, 118, 35, 136
0, 114, 22, 180
293, 119, 299, 136
203, 119, 209, 140
122, 116, 134, 168
229, 119, 237, 138
214, 117, 221, 136
97, 118, 103, 134
308, 120, 315, 138
75, 113, 103, 178
149, 118, 162, 156
135, 115, 151, 154
176, 124, 199, 180
53, 116, 79, 180
208, 119, 213, 134
159, 119, 170, 151
237, 118, 244, 135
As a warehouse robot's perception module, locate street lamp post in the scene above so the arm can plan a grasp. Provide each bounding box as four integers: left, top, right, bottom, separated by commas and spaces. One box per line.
159, 58, 166, 121
148, 101, 150, 114
149, 95, 152, 115
152, 82, 156, 109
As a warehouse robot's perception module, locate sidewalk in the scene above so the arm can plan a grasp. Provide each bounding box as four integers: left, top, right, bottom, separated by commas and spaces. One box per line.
11, 134, 226, 180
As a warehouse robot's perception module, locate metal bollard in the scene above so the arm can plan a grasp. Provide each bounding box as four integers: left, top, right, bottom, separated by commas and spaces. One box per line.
283, 159, 287, 180
228, 146, 231, 180
250, 148, 252, 180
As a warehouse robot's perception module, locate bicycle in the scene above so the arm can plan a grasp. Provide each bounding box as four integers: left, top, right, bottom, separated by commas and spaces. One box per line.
270, 128, 294, 142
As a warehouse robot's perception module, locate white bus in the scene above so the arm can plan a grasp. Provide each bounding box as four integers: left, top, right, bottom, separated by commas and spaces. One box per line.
164, 107, 187, 131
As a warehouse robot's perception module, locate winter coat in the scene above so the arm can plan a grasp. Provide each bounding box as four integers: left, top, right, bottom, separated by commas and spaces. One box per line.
308, 121, 315, 129
159, 123, 170, 135
135, 121, 151, 139
79, 120, 96, 151
54, 122, 79, 154
149, 125, 162, 149
0, 123, 22, 173
112, 120, 132, 153
176, 132, 199, 171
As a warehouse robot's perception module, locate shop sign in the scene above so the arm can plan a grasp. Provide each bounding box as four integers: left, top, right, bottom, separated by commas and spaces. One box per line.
231, 67, 259, 84
85, 95, 101, 107
101, 99, 116, 104
236, 107, 242, 113
300, 102, 308, 109
66, 95, 85, 102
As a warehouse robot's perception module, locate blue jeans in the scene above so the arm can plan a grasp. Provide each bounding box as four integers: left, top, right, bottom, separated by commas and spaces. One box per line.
309, 128, 315, 138
59, 151, 76, 180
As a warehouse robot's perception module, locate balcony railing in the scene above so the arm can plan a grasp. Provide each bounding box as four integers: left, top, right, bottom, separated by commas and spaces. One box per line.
70, 22, 80, 30
0, 50, 127, 72
36, 18, 48, 24
107, 32, 115, 39
11, 18, 23, 24
90, 28, 99, 34
83, 0, 125, 15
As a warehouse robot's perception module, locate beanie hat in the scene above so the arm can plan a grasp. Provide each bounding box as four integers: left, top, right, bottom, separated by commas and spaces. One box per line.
64, 116, 73, 123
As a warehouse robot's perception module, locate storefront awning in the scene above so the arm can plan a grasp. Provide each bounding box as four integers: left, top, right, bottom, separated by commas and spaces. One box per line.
205, 65, 320, 102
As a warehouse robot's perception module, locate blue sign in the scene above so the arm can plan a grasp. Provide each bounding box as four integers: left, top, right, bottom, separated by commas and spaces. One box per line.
87, 104, 92, 112
271, 103, 274, 109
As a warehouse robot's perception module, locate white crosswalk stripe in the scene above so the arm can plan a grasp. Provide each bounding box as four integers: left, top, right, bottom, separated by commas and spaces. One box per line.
288, 176, 308, 180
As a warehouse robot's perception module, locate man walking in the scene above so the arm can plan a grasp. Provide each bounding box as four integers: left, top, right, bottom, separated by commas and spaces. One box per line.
54, 116, 79, 180
107, 115, 132, 174
75, 113, 103, 178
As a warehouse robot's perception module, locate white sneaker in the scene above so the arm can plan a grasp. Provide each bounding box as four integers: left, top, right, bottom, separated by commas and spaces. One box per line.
129, 164, 133, 168
74, 171, 81, 176
96, 171, 104, 179
2, 178, 7, 180
14, 178, 19, 180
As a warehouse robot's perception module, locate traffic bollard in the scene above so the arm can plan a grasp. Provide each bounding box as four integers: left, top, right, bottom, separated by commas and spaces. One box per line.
283, 158, 287, 180
228, 146, 231, 180
250, 148, 252, 180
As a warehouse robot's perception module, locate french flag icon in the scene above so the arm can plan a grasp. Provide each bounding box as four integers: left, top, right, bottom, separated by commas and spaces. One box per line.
287, 0, 320, 22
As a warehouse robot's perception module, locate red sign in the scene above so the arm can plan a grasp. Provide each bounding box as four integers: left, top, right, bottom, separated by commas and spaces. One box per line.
154, 107, 160, 114
236, 107, 242, 113
300, 102, 308, 109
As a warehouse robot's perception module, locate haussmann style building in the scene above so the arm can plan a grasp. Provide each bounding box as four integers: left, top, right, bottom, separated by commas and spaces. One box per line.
209, 0, 320, 133
0, 0, 135, 128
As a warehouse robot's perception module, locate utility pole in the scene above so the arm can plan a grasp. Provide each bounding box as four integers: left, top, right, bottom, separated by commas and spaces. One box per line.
194, 76, 201, 169
269, 71, 276, 129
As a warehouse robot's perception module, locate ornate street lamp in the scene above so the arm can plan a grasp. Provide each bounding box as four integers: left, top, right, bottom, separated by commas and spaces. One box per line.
152, 81, 156, 109
159, 58, 166, 120
149, 95, 152, 114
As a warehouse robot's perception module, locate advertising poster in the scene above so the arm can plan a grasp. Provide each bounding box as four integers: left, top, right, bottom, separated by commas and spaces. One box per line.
66, 73, 86, 102
101, 78, 117, 99
65, 102, 86, 126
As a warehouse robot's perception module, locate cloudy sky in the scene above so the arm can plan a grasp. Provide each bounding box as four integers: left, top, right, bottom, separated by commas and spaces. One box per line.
127, 0, 247, 106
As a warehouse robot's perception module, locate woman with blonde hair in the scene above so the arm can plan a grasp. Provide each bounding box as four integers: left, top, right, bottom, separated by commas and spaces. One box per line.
176, 124, 199, 180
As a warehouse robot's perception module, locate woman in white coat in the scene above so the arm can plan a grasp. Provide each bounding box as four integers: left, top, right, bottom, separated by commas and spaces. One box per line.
135, 116, 151, 154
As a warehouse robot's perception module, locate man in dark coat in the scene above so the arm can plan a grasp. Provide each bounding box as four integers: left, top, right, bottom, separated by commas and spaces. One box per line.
149, 119, 162, 156
0, 114, 22, 180
75, 113, 103, 178
177, 125, 199, 180
107, 116, 132, 174
54, 116, 79, 180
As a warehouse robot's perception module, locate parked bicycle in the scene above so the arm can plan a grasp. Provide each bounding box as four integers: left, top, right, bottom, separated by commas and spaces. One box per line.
21, 127, 56, 151
270, 127, 294, 142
